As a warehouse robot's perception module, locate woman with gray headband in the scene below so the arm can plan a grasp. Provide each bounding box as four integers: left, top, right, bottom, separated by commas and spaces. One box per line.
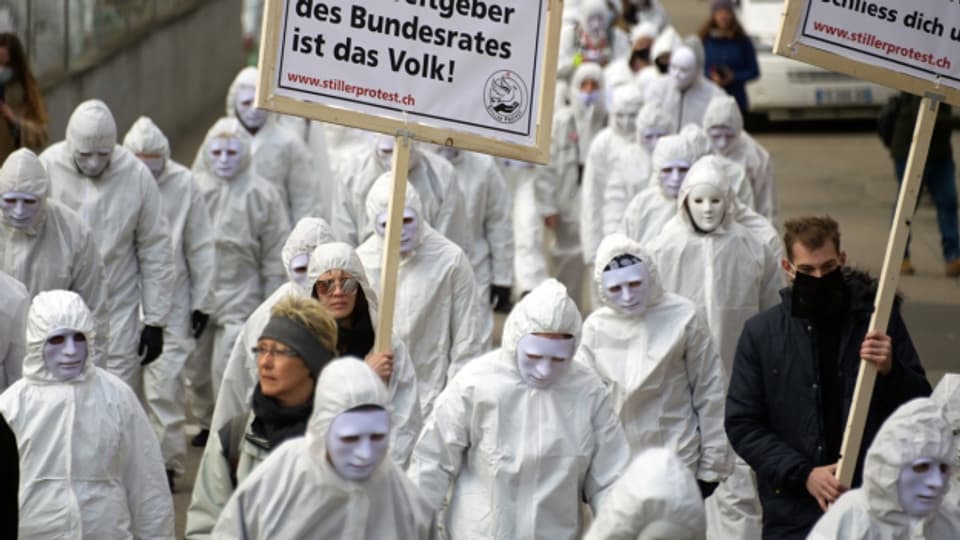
185, 295, 338, 539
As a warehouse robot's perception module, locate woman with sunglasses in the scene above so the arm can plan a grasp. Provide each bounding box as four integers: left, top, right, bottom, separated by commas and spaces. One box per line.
185, 295, 337, 539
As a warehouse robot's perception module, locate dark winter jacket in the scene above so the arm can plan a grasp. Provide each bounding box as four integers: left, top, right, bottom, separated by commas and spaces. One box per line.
889, 93, 953, 163
702, 34, 759, 114
725, 269, 931, 540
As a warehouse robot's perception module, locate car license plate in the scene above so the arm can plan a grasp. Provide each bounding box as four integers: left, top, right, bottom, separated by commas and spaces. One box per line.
815, 87, 873, 105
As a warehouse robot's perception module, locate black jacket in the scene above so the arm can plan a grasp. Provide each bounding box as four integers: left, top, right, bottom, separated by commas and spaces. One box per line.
724, 269, 931, 540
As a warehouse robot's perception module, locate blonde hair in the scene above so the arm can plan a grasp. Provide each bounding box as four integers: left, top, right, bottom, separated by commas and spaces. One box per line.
270, 295, 338, 353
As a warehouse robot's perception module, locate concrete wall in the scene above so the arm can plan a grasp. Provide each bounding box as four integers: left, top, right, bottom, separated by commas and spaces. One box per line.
43, 0, 243, 148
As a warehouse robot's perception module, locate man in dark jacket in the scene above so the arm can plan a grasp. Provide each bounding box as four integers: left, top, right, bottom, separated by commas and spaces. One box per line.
725, 215, 931, 540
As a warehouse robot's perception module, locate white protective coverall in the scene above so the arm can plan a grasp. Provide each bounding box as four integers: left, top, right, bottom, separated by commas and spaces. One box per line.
557, 0, 631, 80
578, 233, 730, 483
930, 375, 960, 533
408, 278, 630, 539
645, 45, 726, 130
192, 67, 320, 224
584, 447, 707, 540
620, 134, 696, 246
603, 101, 678, 235
681, 123, 756, 211
274, 115, 336, 222
333, 135, 469, 252
40, 99, 175, 390
0, 148, 109, 363
580, 83, 643, 265
123, 116, 217, 477
190, 118, 290, 428
209, 217, 334, 431
357, 175, 484, 416
570, 62, 609, 168
809, 398, 958, 539
212, 358, 438, 539
0, 290, 174, 539
702, 95, 777, 222
0, 270, 28, 390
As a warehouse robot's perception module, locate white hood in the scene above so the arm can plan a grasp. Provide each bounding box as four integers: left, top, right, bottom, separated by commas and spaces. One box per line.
22, 290, 98, 383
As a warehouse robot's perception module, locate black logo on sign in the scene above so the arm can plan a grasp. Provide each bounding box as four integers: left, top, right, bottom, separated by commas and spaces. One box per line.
484, 70, 528, 124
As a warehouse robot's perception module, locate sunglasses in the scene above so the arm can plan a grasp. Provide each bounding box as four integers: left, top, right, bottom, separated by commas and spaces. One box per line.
314, 276, 360, 296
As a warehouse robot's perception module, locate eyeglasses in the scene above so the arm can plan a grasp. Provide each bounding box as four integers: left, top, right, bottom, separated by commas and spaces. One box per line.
251, 346, 300, 360
314, 276, 360, 296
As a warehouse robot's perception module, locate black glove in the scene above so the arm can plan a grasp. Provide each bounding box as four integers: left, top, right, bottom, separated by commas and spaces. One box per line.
139, 325, 164, 366
490, 285, 513, 313
697, 480, 719, 499
191, 310, 210, 339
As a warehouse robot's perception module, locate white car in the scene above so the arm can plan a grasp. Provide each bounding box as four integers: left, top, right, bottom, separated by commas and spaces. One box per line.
739, 0, 897, 120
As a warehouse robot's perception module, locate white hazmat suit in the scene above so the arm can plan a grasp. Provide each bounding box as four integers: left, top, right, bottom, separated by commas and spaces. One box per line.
0, 270, 28, 390
931, 375, 960, 533
408, 278, 631, 540
570, 62, 608, 168
0, 148, 109, 363
40, 99, 175, 390
809, 398, 958, 539
584, 447, 707, 540
645, 45, 726, 130
681, 123, 756, 211
557, 0, 631, 80
212, 358, 437, 539
578, 234, 730, 483
124, 116, 217, 477
357, 175, 484, 416
0, 290, 174, 539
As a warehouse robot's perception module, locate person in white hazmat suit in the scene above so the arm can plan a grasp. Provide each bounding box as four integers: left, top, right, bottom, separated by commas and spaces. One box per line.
570, 62, 608, 172
40, 99, 175, 391
0, 148, 109, 363
194, 67, 320, 225
649, 158, 782, 540
931, 374, 960, 531
123, 115, 217, 484
578, 234, 731, 495
580, 83, 643, 267
189, 117, 290, 435
602, 101, 677, 235
645, 45, 726, 129
333, 134, 469, 252
808, 398, 958, 539
212, 357, 438, 539
357, 174, 484, 416
408, 278, 630, 539
274, 115, 337, 222
0, 290, 174, 539
429, 144, 515, 316
702, 95, 777, 222
681, 123, 756, 210
603, 22, 658, 91
0, 270, 28, 390
620, 134, 696, 246
557, 0, 631, 81
584, 447, 707, 540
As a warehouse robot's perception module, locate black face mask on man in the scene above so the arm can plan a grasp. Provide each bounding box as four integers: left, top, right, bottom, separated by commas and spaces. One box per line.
791, 267, 845, 320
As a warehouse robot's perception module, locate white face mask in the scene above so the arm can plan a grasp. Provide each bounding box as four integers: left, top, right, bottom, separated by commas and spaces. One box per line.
669, 49, 698, 91
74, 148, 112, 177
374, 139, 421, 172
897, 457, 951, 518
433, 145, 460, 163
288, 252, 310, 286
326, 408, 391, 482
207, 137, 246, 179
687, 183, 726, 233
577, 90, 601, 107
235, 86, 268, 131
707, 126, 738, 153
641, 128, 668, 154
613, 111, 638, 138
137, 155, 166, 179
43, 329, 89, 381
658, 159, 691, 198
1, 191, 41, 229
516, 334, 576, 389
375, 207, 420, 255
586, 14, 607, 38
602, 262, 651, 316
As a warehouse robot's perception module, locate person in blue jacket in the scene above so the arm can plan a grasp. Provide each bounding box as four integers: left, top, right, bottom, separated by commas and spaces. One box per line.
698, 0, 760, 114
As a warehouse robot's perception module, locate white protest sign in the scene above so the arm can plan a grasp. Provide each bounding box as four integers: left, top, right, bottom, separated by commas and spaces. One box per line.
776, 0, 960, 105
256, 0, 562, 163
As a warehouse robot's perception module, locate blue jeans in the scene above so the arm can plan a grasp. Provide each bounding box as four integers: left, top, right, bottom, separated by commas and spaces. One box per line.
894, 157, 960, 262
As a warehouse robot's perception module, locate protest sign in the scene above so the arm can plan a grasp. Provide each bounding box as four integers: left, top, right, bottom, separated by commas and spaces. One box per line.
776, 0, 956, 487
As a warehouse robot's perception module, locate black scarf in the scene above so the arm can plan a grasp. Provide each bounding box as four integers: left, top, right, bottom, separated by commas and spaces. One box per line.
250, 384, 313, 450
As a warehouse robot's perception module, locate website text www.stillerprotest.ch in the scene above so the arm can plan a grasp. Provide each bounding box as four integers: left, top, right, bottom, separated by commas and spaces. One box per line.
287, 72, 416, 106
812, 21, 952, 70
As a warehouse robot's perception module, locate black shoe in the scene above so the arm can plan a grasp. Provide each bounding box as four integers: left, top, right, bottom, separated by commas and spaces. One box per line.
166, 469, 176, 492
191, 428, 209, 448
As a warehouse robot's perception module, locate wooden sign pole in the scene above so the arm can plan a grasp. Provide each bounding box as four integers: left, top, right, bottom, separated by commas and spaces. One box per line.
373, 132, 411, 353
835, 94, 941, 487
